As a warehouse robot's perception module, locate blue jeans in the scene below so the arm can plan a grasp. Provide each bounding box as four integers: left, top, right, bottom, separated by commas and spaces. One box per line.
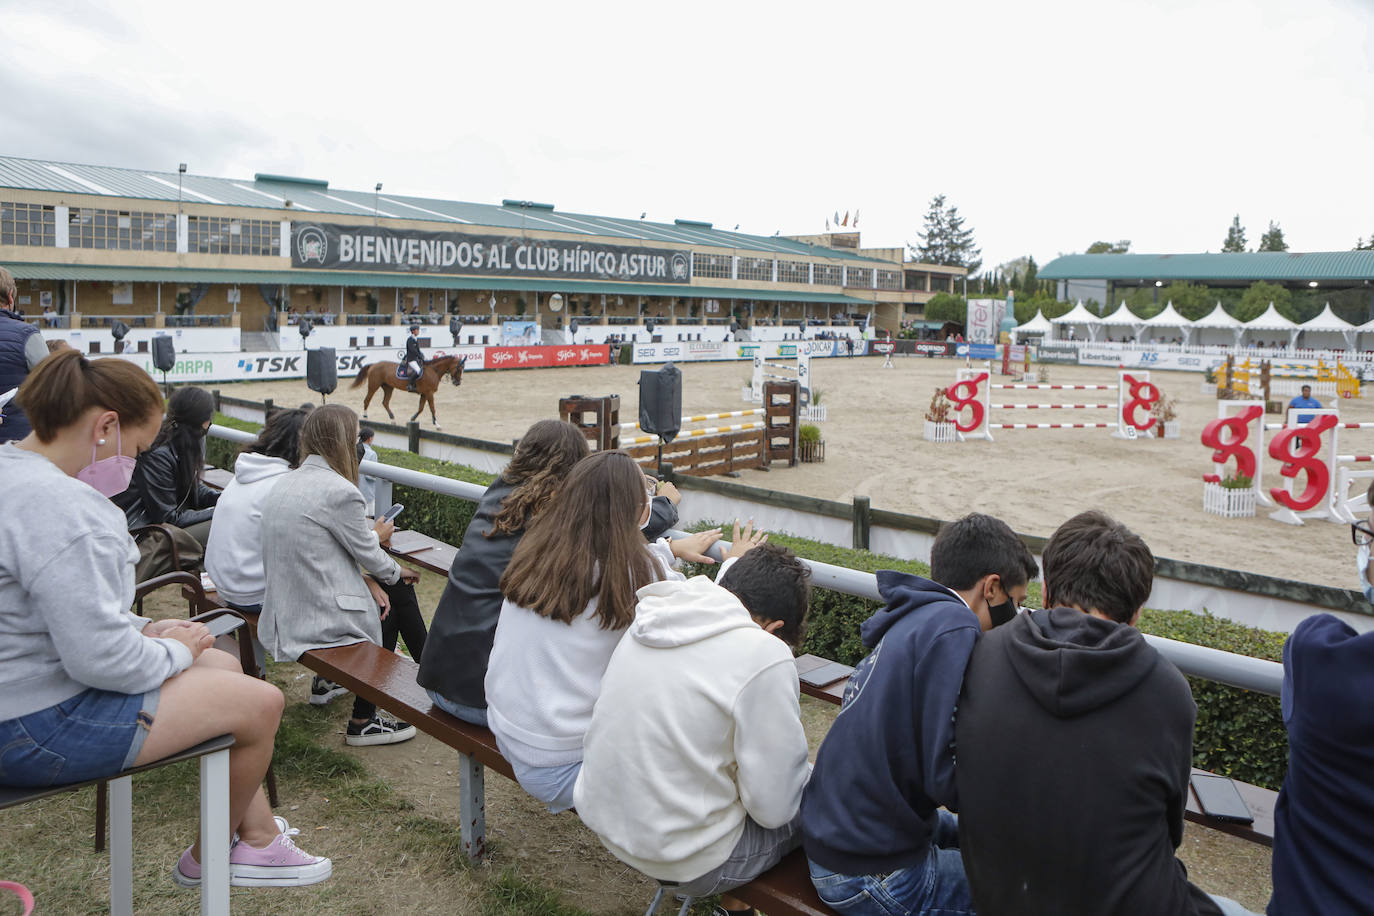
808, 810, 974, 916
426, 688, 488, 728
0, 688, 160, 787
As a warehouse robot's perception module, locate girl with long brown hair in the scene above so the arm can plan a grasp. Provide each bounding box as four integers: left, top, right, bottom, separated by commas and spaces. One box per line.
258, 404, 422, 747
417, 419, 589, 726
484, 450, 722, 812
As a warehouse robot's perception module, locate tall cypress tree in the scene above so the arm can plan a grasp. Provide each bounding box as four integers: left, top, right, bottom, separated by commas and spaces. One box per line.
1257, 221, 1288, 252
1222, 215, 1248, 253
910, 194, 982, 273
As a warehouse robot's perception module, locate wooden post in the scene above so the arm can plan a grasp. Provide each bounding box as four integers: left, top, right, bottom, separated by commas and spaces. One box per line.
407, 421, 420, 453
852, 496, 871, 551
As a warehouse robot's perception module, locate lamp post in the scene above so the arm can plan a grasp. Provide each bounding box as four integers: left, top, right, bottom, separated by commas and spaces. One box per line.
374, 182, 382, 225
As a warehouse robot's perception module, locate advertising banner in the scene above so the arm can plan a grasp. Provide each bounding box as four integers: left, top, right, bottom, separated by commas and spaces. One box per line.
629, 339, 864, 364
955, 343, 1000, 360
500, 321, 541, 346
485, 345, 611, 370
116, 342, 609, 383
291, 222, 691, 283
966, 298, 1006, 346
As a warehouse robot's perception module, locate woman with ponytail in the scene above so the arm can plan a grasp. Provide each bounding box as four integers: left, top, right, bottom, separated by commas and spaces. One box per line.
0, 351, 330, 889
114, 385, 220, 546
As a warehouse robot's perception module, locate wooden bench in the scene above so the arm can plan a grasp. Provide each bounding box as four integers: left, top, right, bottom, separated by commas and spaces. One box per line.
1, 734, 235, 916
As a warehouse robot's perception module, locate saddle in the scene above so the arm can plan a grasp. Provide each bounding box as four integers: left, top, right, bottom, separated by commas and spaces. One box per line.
395, 362, 423, 381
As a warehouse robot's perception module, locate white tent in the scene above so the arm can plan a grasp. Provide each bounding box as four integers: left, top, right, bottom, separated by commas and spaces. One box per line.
1098, 302, 1146, 343
1139, 301, 1191, 344
1049, 301, 1104, 342
1189, 302, 1243, 347
1012, 309, 1053, 342
1355, 315, 1374, 353
1296, 303, 1355, 351
1243, 302, 1300, 349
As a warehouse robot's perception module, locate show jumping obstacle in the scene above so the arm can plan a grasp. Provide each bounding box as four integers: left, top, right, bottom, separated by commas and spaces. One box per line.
747, 348, 826, 420
945, 365, 1161, 442
561, 381, 800, 477
1200, 402, 1374, 525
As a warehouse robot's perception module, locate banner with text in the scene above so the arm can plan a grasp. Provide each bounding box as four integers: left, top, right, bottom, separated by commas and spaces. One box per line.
966, 298, 1006, 346
291, 222, 691, 283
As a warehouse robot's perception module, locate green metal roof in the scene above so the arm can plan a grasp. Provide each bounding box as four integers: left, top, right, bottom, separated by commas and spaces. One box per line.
1040, 251, 1374, 283
0, 155, 893, 267
3, 263, 872, 305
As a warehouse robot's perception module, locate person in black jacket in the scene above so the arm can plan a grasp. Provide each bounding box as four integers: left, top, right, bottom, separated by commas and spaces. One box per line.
955, 511, 1257, 916
0, 266, 49, 443
403, 325, 424, 392
114, 386, 220, 546
801, 513, 1036, 916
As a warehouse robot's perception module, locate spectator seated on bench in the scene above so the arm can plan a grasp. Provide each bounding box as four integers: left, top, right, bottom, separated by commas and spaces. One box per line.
800, 513, 1036, 916
259, 404, 423, 746
418, 420, 589, 727
1268, 503, 1374, 914
204, 406, 313, 617
576, 530, 807, 915
485, 452, 721, 813
113, 386, 220, 550
0, 352, 329, 889
956, 512, 1257, 916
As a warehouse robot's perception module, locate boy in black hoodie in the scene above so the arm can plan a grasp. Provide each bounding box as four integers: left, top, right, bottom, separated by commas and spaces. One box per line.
800, 513, 1037, 915
955, 510, 1257, 916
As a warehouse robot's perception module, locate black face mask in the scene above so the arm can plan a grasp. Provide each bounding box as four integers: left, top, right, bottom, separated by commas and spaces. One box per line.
988, 596, 1017, 628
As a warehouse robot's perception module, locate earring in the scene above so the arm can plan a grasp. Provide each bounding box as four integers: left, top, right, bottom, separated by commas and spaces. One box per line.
97, 438, 107, 446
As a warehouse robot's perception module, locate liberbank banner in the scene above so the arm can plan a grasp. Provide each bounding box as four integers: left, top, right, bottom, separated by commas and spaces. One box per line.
292, 222, 691, 283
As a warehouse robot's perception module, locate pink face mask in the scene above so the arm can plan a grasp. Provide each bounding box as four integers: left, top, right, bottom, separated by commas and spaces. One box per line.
76, 424, 137, 497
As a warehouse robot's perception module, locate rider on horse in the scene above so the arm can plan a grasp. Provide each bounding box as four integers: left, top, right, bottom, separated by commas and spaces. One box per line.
403, 325, 424, 392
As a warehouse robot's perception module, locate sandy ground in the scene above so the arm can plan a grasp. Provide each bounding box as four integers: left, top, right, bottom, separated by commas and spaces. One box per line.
222, 354, 1372, 590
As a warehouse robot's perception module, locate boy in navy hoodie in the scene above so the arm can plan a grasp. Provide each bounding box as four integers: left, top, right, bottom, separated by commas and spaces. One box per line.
800, 513, 1037, 915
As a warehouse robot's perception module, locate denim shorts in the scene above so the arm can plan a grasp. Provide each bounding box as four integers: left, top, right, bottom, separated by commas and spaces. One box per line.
0, 687, 160, 787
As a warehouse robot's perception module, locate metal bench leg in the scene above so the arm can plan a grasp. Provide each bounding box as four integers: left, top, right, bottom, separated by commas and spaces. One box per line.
458, 752, 486, 861
199, 748, 231, 916
109, 775, 133, 916
644, 886, 666, 916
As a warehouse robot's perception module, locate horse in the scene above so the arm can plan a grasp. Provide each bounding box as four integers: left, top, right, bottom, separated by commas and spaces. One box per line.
349, 354, 466, 428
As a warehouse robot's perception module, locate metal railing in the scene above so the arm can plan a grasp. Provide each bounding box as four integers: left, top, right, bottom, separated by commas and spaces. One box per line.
208, 424, 1285, 697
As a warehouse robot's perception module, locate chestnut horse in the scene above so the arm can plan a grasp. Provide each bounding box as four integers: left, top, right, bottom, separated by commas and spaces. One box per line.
349, 354, 466, 428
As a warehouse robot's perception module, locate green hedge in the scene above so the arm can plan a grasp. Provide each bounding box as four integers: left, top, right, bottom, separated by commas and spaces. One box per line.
687, 524, 1288, 790
208, 413, 496, 548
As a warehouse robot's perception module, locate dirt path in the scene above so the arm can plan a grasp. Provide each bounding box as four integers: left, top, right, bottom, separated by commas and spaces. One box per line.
225, 355, 1369, 590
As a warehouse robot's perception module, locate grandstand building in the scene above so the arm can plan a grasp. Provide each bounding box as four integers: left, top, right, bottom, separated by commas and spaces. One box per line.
0, 156, 963, 351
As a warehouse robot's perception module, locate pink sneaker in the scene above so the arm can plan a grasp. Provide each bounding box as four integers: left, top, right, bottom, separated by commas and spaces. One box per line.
171, 817, 331, 888
227, 823, 332, 887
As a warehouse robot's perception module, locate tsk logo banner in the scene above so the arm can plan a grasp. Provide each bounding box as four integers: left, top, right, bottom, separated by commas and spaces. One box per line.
292, 222, 691, 284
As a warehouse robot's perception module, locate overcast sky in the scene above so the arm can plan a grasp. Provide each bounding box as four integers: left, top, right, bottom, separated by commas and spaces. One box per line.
5, 0, 1372, 273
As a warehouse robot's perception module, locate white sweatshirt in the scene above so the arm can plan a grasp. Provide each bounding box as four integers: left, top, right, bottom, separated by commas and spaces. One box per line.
203, 452, 292, 606
573, 569, 810, 883
485, 539, 680, 768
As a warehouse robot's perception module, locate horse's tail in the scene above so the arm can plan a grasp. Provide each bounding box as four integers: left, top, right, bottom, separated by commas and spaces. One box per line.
349, 363, 372, 389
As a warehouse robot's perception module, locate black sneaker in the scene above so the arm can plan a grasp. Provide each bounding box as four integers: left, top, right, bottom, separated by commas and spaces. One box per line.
309, 676, 348, 706
345, 712, 417, 746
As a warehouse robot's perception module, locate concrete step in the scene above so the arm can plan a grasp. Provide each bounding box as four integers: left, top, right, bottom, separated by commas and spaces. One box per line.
242, 332, 277, 351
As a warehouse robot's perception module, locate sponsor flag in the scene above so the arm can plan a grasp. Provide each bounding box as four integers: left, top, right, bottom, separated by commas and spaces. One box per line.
834, 210, 840, 225
853, 208, 859, 227
842, 211, 849, 227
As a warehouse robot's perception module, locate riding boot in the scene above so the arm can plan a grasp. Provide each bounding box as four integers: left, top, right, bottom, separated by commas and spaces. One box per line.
407, 380, 416, 393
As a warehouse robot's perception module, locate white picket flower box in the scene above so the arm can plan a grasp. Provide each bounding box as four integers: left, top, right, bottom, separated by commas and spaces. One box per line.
923, 420, 957, 443
1202, 482, 1256, 518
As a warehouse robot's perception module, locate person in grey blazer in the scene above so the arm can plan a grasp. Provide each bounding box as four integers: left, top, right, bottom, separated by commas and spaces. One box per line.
260, 404, 420, 746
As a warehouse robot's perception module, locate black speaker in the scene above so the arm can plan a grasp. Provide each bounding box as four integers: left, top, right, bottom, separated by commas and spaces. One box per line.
151, 334, 176, 372
639, 363, 682, 443
448, 315, 460, 336
299, 318, 313, 339
306, 348, 338, 396
569, 319, 579, 335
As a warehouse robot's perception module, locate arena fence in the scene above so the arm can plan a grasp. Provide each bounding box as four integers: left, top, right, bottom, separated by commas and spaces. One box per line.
208, 392, 1371, 634
207, 423, 1290, 695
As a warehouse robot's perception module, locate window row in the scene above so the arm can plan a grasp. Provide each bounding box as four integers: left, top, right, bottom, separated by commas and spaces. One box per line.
68, 208, 177, 251
693, 253, 732, 279
737, 257, 773, 282
876, 269, 903, 290
0, 203, 56, 247
188, 216, 281, 256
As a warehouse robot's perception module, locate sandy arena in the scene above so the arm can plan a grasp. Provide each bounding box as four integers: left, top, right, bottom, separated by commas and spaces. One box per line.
220, 354, 1369, 592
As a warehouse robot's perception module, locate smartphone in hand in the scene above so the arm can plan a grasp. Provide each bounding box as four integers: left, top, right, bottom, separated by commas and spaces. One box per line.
382, 503, 404, 523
